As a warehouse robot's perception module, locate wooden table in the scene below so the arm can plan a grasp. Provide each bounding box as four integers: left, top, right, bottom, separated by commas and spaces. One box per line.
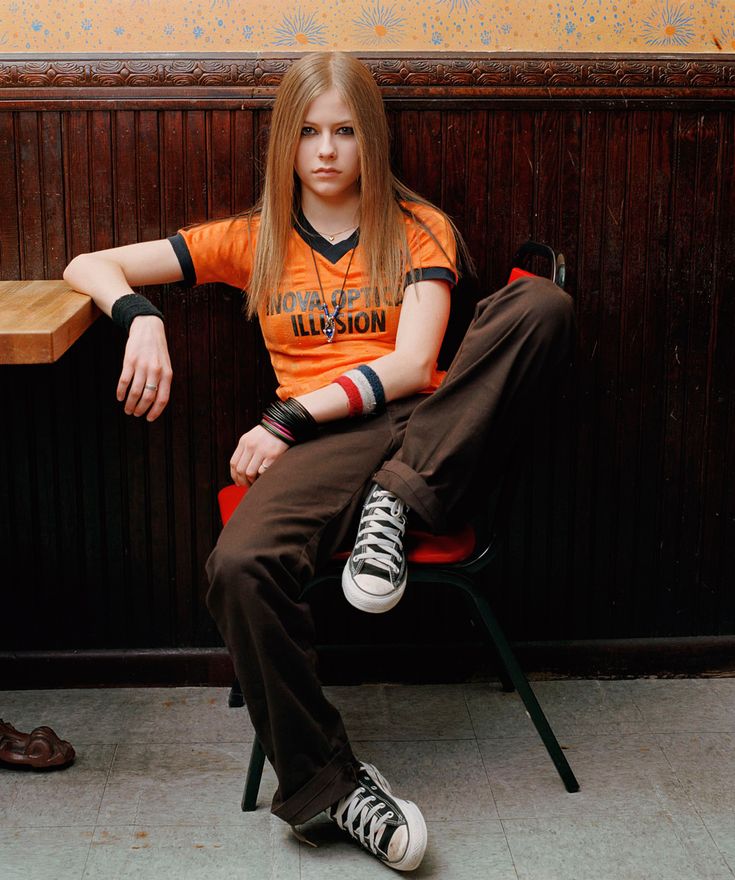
0, 280, 100, 364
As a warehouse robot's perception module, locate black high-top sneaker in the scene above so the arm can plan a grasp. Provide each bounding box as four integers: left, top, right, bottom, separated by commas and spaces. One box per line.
342, 483, 408, 613
327, 762, 428, 871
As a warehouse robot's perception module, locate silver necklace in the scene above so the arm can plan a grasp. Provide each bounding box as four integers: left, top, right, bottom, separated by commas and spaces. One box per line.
308, 241, 357, 343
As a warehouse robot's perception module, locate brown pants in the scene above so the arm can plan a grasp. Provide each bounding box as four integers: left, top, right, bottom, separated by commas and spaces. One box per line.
205, 277, 575, 825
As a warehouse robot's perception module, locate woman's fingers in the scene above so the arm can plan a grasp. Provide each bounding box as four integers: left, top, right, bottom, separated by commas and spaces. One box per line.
145, 372, 172, 422
244, 453, 266, 485
117, 358, 173, 421
230, 439, 251, 485
231, 454, 260, 486
132, 368, 164, 417
230, 427, 289, 486
118, 319, 173, 421
117, 362, 134, 402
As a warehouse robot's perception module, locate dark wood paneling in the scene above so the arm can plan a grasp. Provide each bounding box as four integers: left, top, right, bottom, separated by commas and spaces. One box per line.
4, 635, 735, 690
0, 56, 733, 683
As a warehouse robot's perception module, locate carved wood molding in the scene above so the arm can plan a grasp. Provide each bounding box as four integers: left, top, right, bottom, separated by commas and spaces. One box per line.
0, 53, 733, 96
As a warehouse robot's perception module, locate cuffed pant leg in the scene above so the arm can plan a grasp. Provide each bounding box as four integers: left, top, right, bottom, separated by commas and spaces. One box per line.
375, 276, 576, 531
205, 415, 398, 825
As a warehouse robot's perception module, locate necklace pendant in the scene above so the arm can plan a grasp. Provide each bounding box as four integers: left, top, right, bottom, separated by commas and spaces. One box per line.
323, 315, 337, 342
322, 304, 339, 342
327, 234, 335, 242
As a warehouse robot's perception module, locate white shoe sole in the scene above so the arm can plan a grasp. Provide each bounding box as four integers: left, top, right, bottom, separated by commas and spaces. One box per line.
388, 797, 428, 872
341, 565, 407, 614
358, 763, 427, 872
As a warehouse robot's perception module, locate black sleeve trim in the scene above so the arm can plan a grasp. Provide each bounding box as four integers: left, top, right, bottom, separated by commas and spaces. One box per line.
403, 266, 457, 289
167, 233, 196, 287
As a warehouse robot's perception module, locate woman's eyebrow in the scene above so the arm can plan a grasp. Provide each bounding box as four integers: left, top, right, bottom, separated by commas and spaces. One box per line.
302, 119, 354, 126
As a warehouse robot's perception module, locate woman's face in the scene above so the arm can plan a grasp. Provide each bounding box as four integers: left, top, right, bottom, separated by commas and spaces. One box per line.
294, 87, 361, 205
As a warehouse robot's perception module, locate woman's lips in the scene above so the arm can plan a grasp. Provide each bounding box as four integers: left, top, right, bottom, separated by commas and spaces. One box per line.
313, 168, 340, 175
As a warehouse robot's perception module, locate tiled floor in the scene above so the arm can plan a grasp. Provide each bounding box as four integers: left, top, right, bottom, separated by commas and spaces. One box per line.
2, 679, 735, 879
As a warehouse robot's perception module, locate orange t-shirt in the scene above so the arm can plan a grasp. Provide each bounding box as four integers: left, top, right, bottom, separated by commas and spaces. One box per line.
169, 201, 457, 399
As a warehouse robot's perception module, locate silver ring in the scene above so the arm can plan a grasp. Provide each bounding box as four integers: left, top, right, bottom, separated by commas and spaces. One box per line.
145, 384, 158, 391
258, 464, 269, 472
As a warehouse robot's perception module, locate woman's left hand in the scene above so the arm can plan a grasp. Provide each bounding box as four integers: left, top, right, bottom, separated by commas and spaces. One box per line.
230, 425, 289, 486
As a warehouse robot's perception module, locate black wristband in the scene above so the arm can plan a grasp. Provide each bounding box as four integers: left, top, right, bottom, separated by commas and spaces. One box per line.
111, 293, 164, 334
260, 398, 318, 445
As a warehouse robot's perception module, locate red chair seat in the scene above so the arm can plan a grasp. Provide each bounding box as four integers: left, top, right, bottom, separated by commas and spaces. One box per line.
217, 484, 476, 565
507, 267, 536, 284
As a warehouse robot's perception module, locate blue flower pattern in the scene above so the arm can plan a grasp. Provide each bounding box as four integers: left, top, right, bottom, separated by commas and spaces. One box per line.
4, 0, 732, 52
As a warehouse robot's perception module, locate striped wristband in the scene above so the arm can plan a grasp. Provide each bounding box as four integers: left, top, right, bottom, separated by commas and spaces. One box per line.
334, 364, 386, 417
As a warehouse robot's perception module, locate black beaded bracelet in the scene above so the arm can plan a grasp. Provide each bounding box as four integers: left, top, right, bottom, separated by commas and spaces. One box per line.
111, 293, 164, 334
260, 398, 318, 446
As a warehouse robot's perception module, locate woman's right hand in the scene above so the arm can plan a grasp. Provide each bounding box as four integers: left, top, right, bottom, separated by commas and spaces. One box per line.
230, 425, 289, 486
117, 315, 173, 422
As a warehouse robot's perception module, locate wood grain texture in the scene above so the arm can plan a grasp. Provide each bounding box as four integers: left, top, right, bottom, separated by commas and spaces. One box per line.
0, 280, 99, 363
1, 54, 733, 98
0, 55, 733, 681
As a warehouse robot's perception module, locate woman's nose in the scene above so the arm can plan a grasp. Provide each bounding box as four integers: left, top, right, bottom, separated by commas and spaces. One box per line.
318, 135, 336, 158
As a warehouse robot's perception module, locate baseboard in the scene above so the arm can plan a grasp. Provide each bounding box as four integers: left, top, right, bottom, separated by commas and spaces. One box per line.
2, 636, 734, 689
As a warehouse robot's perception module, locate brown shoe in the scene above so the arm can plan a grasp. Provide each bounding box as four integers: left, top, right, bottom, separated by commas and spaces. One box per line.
0, 720, 75, 770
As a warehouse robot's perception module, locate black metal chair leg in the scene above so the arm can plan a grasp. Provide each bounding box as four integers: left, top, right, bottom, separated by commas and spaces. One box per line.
228, 678, 245, 708
470, 590, 580, 793
461, 592, 515, 692
241, 736, 266, 811
494, 661, 515, 693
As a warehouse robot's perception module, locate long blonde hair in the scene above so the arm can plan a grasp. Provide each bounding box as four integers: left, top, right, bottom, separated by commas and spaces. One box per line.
246, 51, 469, 318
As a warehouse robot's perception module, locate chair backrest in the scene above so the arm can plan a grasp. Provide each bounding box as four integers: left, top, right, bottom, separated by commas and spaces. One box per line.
511, 241, 566, 290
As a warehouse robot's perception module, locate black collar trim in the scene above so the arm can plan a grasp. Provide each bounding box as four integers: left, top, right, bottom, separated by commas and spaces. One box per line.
294, 209, 359, 264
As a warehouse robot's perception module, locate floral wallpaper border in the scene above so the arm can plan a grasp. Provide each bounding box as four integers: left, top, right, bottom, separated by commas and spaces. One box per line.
0, 0, 733, 55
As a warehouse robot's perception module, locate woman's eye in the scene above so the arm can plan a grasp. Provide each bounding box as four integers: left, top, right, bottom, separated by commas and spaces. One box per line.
301, 126, 316, 136
337, 126, 354, 136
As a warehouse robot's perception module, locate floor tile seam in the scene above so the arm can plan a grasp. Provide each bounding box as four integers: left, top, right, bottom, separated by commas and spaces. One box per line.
352, 736, 477, 743
721, 852, 735, 880
653, 806, 735, 880
71, 740, 117, 855
75, 825, 96, 880
103, 774, 255, 783
496, 816, 522, 880
89, 822, 254, 829
105, 767, 255, 775
652, 735, 735, 880
106, 736, 256, 741
627, 686, 735, 731
666, 816, 735, 880
1, 823, 113, 830
65, 742, 257, 749
495, 803, 720, 824
644, 727, 735, 735
472, 728, 722, 744
297, 824, 304, 880
651, 730, 719, 822
474, 731, 507, 848
462, 684, 483, 743
707, 679, 735, 716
